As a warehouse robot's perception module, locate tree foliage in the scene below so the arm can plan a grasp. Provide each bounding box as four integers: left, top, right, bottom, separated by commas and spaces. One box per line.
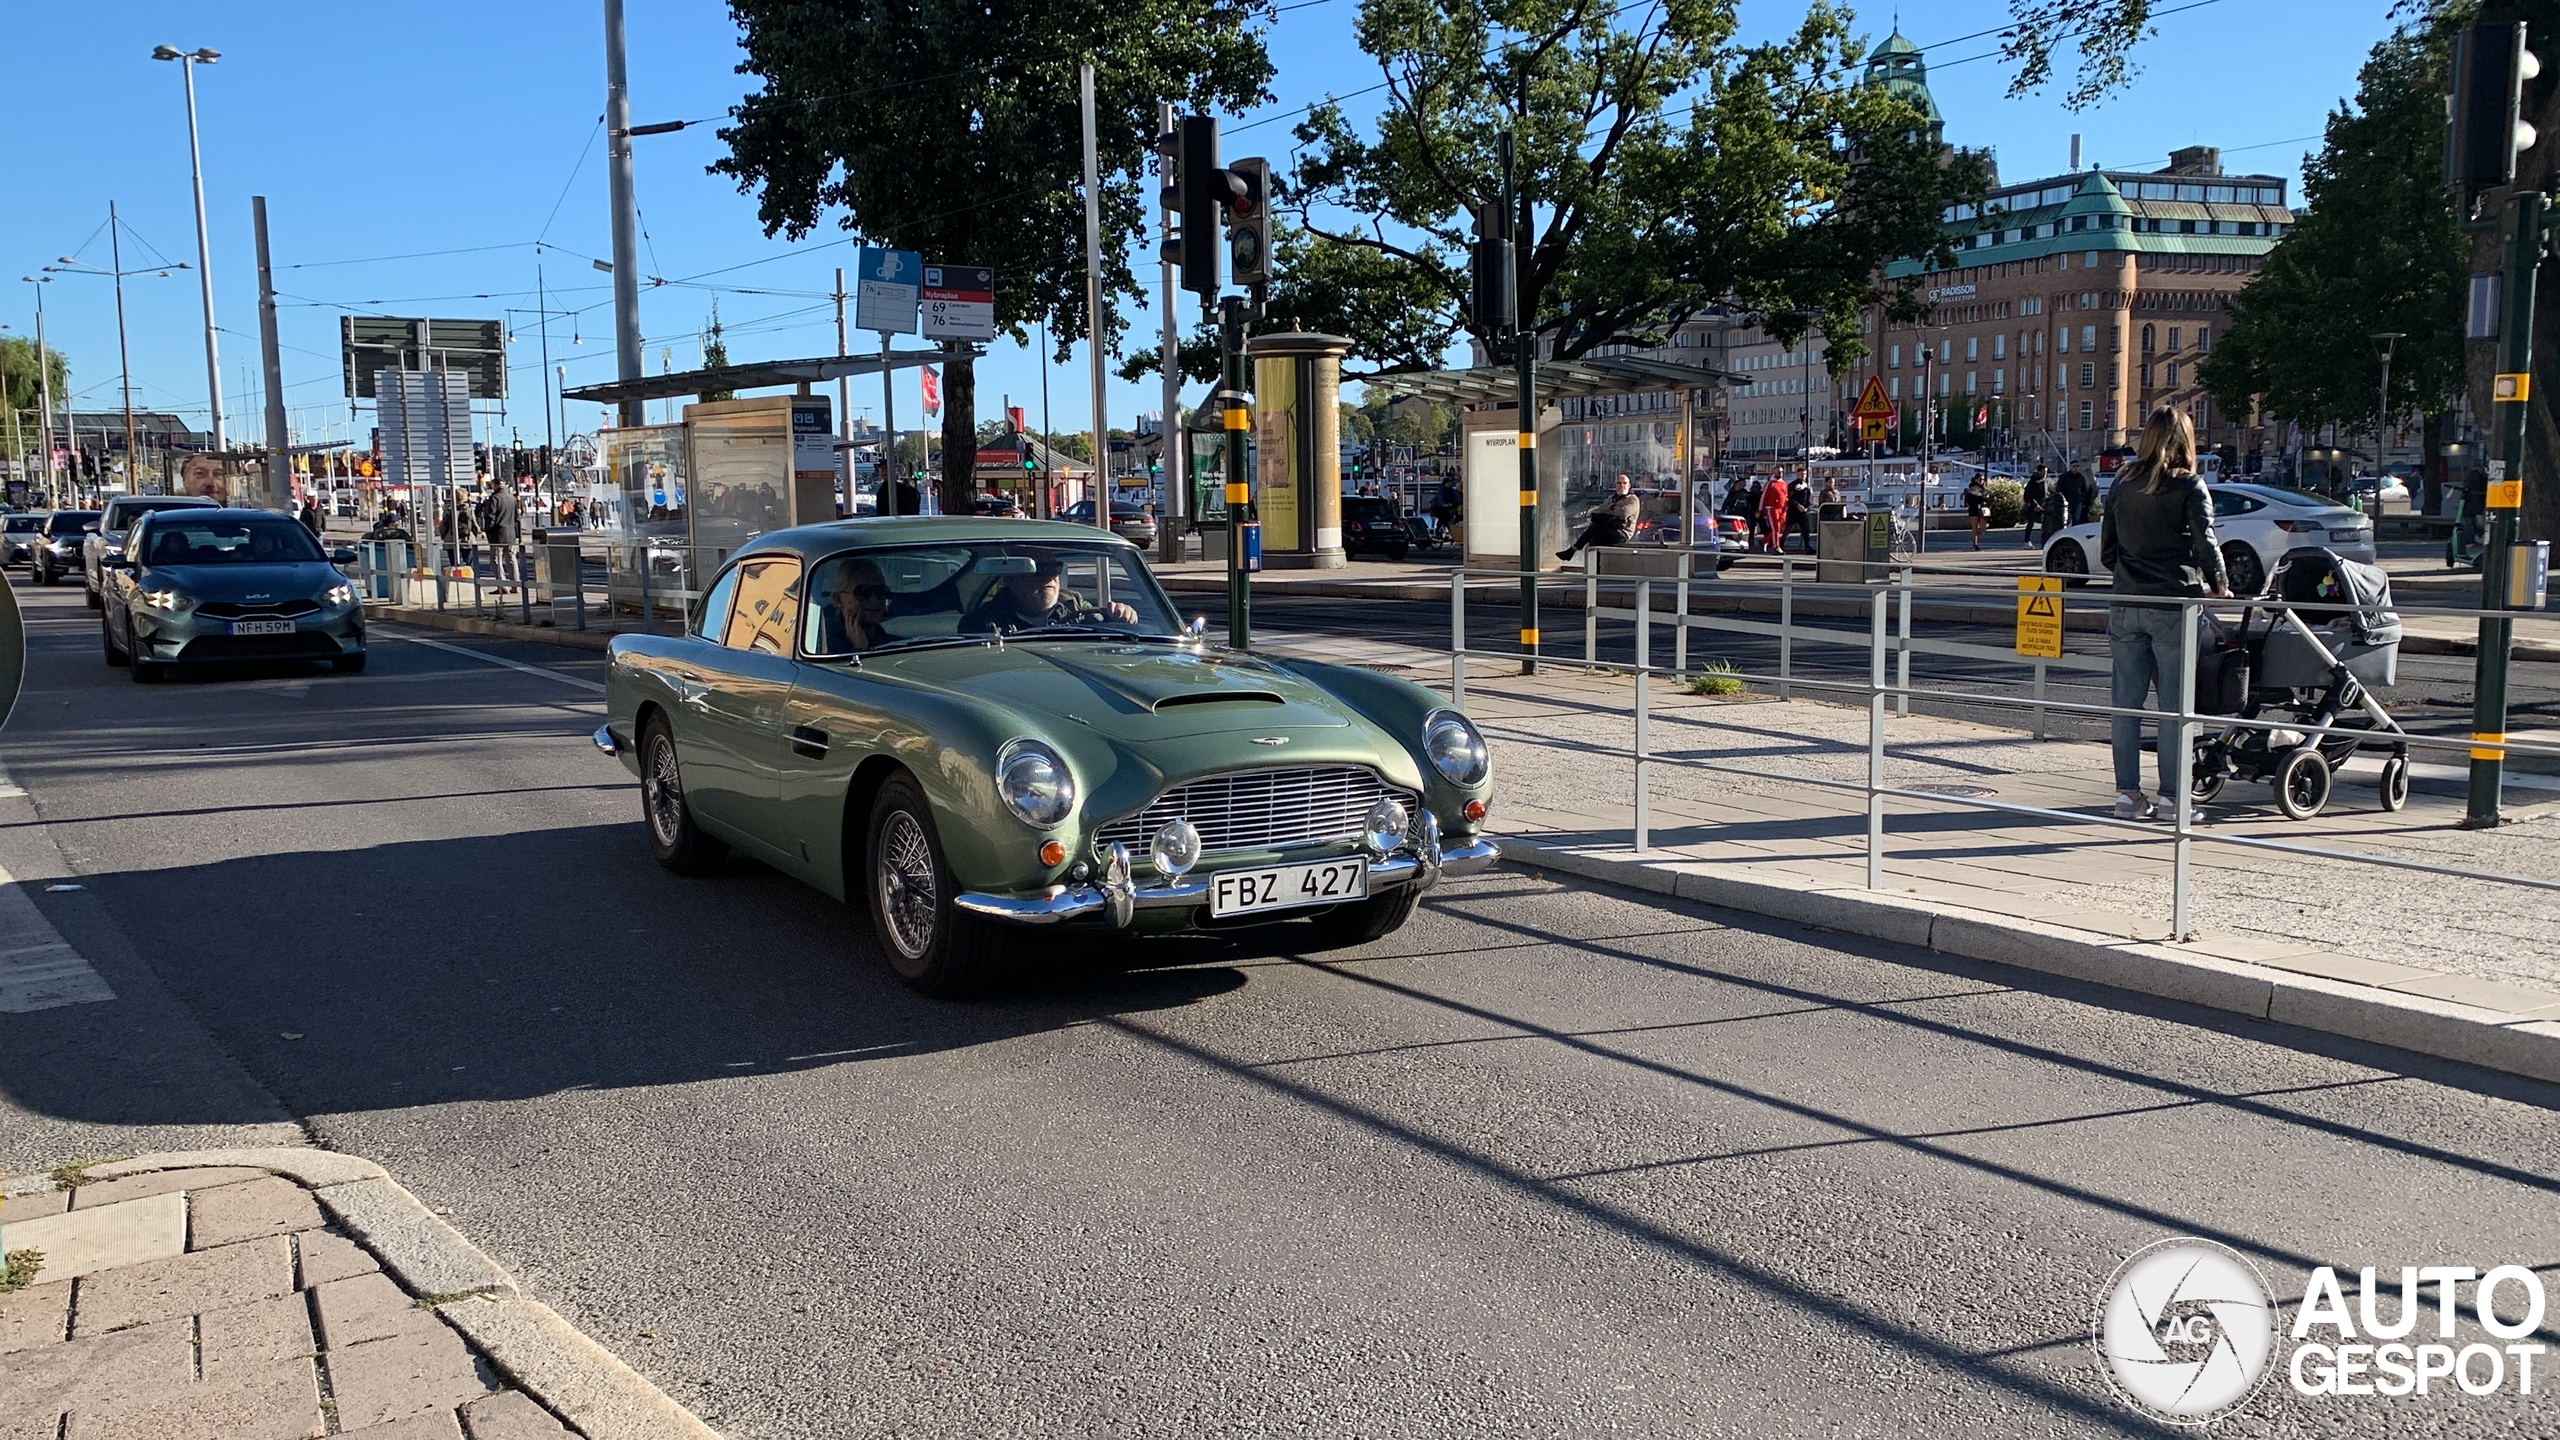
715, 0, 1272, 507
0, 337, 69, 438
1998, 2, 2165, 110
2198, 28, 2466, 435
1279, 0, 1984, 376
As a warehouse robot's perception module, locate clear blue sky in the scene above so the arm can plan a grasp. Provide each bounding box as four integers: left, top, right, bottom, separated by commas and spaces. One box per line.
1, 0, 2397, 455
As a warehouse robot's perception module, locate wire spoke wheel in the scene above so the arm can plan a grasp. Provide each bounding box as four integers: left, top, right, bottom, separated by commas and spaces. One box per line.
644, 731, 686, 848
876, 809, 939, 960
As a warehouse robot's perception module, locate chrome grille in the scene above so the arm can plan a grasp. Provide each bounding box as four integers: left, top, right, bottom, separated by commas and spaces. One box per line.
1094, 766, 1414, 858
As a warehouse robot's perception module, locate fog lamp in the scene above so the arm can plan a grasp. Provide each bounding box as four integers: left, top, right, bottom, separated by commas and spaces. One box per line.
1363, 798, 1409, 856
1149, 818, 1202, 878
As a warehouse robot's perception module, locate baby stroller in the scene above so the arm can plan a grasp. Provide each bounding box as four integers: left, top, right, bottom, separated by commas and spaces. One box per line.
2190, 547, 2409, 820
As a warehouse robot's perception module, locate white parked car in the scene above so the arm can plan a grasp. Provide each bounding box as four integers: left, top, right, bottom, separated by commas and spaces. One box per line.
2042, 482, 2376, 595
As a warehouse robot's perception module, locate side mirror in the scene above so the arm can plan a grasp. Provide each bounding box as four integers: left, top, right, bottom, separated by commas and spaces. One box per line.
81, 523, 99, 535
99, 555, 132, 570
330, 547, 358, 565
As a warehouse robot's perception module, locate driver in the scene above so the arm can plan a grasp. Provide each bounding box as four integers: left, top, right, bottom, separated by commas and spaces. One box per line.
961, 550, 1138, 633
817, 558, 892, 652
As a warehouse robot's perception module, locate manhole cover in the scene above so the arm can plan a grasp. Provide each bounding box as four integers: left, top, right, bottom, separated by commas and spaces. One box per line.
1908, 783, 1996, 797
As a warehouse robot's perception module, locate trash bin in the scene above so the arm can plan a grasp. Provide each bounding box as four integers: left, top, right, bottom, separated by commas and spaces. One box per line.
360, 541, 394, 600
1818, 514, 1888, 585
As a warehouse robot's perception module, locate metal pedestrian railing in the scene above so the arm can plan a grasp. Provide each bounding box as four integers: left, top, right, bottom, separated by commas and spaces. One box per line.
342, 532, 722, 635
1446, 551, 2560, 941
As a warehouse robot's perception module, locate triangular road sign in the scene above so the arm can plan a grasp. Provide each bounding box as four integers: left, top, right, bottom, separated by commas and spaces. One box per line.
1852, 376, 1894, 421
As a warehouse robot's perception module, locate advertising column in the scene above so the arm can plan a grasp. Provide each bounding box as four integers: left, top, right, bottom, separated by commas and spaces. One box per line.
1245, 331, 1352, 569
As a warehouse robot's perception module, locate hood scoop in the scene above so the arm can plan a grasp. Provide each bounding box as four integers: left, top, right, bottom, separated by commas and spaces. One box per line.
1152, 690, 1285, 711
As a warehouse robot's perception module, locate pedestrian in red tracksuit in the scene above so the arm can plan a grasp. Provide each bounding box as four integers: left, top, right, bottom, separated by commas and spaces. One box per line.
1759, 473, 1792, 553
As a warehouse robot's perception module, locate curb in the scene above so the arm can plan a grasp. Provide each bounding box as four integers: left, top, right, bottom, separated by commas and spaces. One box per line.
370, 604, 617, 651
1499, 836, 2560, 1086
46, 1147, 722, 1440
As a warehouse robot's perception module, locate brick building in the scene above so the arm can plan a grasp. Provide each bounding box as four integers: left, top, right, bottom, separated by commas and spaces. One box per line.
1838, 36, 2293, 466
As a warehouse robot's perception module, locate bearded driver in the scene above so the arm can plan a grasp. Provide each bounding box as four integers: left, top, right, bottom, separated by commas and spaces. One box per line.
961, 550, 1139, 634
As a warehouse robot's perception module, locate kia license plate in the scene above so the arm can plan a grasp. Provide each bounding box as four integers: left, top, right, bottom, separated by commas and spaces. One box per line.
1208, 857, 1369, 918
229, 619, 294, 636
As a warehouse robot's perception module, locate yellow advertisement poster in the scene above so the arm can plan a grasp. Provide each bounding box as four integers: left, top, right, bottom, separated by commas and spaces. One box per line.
1253, 355, 1298, 550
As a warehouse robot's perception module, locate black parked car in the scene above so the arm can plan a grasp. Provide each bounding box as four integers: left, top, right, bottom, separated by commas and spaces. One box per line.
1342, 496, 1410, 560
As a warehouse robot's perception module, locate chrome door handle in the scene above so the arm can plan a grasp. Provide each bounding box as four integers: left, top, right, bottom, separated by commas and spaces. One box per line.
669, 670, 710, 709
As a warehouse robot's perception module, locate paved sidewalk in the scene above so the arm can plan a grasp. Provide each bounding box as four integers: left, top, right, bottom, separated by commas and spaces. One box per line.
2, 1151, 717, 1440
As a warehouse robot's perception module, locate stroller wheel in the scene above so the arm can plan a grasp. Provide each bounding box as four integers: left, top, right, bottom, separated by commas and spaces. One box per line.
2190, 768, 2226, 805
2378, 755, 2410, 813
2275, 746, 2333, 820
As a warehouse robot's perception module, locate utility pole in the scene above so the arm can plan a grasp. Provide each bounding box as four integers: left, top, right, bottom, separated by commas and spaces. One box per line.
1158, 101, 1185, 563
2370, 331, 2402, 481
1222, 295, 1251, 648
2466, 192, 2542, 826
1506, 130, 1538, 676
252, 197, 289, 512
1081, 63, 1110, 529
537, 260, 555, 517
24, 276, 55, 500
112, 204, 138, 485
602, 0, 645, 427
155, 45, 226, 452
835, 265, 851, 503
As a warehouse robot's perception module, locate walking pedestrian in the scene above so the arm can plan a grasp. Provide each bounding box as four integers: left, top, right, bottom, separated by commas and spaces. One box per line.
1789, 471, 1817, 552
1759, 473, 1792, 554
2021, 466, 2051, 546
1557, 473, 1639, 562
2098, 407, 2230, 821
2059, 465, 2095, 526
1963, 474, 1991, 550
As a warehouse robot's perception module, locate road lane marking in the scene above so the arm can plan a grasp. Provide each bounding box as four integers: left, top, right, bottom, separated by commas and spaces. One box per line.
0, 862, 113, 1013
378, 632, 607, 693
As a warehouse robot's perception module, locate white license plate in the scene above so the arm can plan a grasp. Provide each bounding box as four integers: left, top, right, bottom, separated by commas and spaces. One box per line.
229, 619, 295, 636
1208, 858, 1369, 918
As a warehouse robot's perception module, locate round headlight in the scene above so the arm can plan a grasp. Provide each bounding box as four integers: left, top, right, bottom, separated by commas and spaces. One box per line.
995, 740, 1075, 827
1149, 818, 1202, 878
1423, 710, 1489, 786
1362, 798, 1408, 856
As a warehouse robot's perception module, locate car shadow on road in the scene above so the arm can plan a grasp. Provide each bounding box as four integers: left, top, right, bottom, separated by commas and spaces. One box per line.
0, 824, 1248, 1128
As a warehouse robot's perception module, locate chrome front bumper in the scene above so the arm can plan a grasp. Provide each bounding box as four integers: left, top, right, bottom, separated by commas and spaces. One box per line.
955, 834, 1501, 928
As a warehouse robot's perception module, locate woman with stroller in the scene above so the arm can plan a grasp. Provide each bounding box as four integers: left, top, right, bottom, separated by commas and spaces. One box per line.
2099, 407, 2230, 821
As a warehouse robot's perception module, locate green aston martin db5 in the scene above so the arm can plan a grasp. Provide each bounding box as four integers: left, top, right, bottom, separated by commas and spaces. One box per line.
595, 517, 1497, 993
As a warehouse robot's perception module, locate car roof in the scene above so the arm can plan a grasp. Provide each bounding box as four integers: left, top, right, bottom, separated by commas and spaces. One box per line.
727, 515, 1146, 563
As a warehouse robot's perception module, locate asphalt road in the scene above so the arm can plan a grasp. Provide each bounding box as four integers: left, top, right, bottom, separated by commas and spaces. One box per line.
6, 576, 2560, 1437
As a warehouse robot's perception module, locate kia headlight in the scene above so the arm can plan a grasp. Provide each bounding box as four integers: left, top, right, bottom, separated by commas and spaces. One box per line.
136, 587, 189, 612
325, 583, 355, 607
995, 740, 1076, 827
1423, 709, 1489, 786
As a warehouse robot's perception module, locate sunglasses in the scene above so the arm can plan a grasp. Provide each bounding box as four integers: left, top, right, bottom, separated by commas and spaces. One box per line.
836, 584, 890, 600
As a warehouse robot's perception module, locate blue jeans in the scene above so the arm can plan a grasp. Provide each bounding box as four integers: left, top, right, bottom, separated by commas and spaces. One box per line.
2109, 600, 2197, 795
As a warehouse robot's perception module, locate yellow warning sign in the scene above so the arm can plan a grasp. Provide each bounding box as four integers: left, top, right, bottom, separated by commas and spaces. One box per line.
1860, 416, 1888, 443
1852, 375, 1895, 421
2016, 575, 2064, 658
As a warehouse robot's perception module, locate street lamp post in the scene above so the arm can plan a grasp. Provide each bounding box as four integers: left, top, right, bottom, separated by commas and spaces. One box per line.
153, 45, 226, 453
22, 276, 55, 499
2370, 330, 2404, 486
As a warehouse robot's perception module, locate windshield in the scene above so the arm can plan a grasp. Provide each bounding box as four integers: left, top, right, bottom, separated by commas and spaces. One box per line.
139, 515, 327, 566
801, 540, 1182, 656
2249, 487, 2341, 510
4, 517, 43, 532
46, 512, 97, 536
105, 498, 212, 531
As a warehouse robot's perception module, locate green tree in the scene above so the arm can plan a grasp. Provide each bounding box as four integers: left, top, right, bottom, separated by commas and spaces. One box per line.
0, 337, 69, 455
700, 301, 736, 403
715, 0, 1273, 514
1279, 1, 1984, 376
2199, 28, 2466, 457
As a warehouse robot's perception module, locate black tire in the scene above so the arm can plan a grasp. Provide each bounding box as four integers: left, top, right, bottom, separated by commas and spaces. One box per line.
865, 772, 1002, 996
2274, 745, 2332, 821
83, 582, 101, 610
1301, 886, 1420, 949
332, 652, 368, 674
2047, 540, 2090, 588
639, 716, 727, 876
101, 614, 127, 667
130, 654, 165, 684
2378, 755, 2410, 813
2190, 768, 2226, 805
2223, 542, 2265, 599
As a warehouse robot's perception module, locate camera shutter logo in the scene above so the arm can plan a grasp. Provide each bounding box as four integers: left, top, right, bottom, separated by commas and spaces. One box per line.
2092, 1237, 2277, 1424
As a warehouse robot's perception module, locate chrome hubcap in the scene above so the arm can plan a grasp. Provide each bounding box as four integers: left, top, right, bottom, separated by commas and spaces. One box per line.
644, 734, 685, 846
877, 810, 937, 960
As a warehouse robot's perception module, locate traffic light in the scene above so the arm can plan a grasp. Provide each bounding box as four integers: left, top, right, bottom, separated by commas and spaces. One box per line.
1225, 157, 1272, 288
2448, 21, 2542, 198
1470, 199, 1515, 338
1158, 115, 1223, 296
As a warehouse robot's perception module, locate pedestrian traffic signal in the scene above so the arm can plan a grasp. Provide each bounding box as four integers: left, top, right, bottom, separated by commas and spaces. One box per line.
1225, 157, 1272, 288
1158, 115, 1223, 297
1470, 200, 1515, 338
2448, 21, 2542, 199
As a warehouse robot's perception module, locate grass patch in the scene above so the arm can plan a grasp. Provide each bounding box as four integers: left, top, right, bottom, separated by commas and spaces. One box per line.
46, 1157, 121, 1190
0, 1249, 43, 1293
1684, 662, 1747, 697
